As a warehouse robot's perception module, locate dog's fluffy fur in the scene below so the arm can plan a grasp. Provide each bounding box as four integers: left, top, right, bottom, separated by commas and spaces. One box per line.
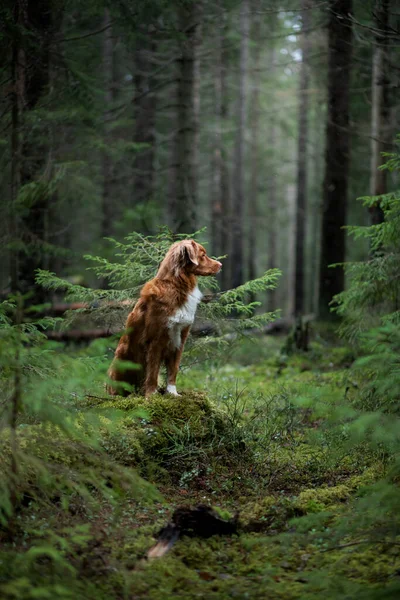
107, 240, 222, 397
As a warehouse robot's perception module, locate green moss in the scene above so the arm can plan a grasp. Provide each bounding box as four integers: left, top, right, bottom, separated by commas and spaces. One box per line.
0, 423, 156, 520
240, 496, 296, 532
100, 429, 144, 466
82, 391, 237, 484
295, 484, 351, 513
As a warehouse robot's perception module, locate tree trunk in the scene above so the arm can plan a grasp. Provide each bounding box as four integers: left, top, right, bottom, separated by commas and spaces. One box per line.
133, 28, 157, 222
172, 2, 202, 234
102, 8, 116, 243
248, 1, 261, 290
369, 0, 391, 226
318, 0, 353, 319
9, 1, 25, 293
212, 9, 231, 290
211, 22, 223, 260
308, 95, 325, 314
285, 183, 297, 317
267, 44, 278, 311
294, 0, 311, 316
231, 0, 249, 289
16, 0, 55, 302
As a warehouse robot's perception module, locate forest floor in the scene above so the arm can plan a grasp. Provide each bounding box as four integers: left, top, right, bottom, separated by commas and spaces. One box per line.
1, 330, 399, 599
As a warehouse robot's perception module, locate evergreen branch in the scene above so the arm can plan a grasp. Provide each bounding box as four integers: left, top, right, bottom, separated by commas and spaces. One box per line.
322, 539, 400, 552
59, 24, 114, 44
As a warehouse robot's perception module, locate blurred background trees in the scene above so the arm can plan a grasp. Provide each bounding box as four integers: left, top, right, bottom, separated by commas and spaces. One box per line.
1, 0, 399, 317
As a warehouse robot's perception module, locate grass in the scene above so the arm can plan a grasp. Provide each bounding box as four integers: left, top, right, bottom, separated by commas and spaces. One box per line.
0, 331, 398, 599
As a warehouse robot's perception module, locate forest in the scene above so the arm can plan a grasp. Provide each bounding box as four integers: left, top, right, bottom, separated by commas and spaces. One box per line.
1, 0, 400, 598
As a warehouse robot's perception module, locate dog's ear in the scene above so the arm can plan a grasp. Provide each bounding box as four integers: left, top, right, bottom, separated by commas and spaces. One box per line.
183, 240, 199, 266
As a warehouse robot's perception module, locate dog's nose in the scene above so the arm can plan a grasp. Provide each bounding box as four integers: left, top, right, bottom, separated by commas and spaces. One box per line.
216, 261, 222, 271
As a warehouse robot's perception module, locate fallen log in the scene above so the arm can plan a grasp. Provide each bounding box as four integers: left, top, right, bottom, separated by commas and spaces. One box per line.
44, 317, 316, 344
45, 320, 219, 342
46, 300, 133, 315
148, 505, 238, 559
46, 329, 114, 342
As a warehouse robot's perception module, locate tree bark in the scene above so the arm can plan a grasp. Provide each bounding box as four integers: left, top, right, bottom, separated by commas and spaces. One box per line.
308, 95, 325, 314
294, 0, 311, 316
285, 183, 297, 317
369, 0, 391, 226
231, 0, 249, 289
16, 0, 56, 302
248, 1, 261, 290
211, 22, 224, 261
133, 27, 157, 220
9, 1, 25, 293
172, 2, 202, 234
267, 44, 278, 311
101, 9, 116, 244
212, 9, 232, 290
318, 0, 353, 319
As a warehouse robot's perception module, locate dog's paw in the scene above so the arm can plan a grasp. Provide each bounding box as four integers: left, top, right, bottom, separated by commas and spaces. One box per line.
166, 384, 180, 396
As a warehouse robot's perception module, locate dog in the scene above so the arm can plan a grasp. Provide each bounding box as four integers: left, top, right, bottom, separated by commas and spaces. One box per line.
107, 240, 222, 397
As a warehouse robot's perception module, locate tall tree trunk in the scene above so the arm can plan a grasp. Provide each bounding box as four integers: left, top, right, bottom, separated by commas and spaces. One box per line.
172, 2, 202, 234
231, 0, 249, 289
248, 1, 261, 290
286, 183, 297, 317
369, 0, 391, 226
212, 9, 231, 289
16, 0, 55, 302
294, 0, 311, 316
308, 95, 325, 314
318, 0, 353, 319
9, 1, 25, 293
267, 44, 278, 311
211, 22, 223, 260
102, 9, 116, 243
133, 28, 157, 223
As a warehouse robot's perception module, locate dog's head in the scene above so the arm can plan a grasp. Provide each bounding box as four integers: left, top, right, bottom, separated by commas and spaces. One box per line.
158, 240, 222, 278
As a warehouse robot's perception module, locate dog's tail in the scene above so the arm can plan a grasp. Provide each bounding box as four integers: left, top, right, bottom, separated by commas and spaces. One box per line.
107, 331, 144, 396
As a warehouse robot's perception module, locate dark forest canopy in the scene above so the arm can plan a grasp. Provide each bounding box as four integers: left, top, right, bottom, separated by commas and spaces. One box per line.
0, 0, 399, 314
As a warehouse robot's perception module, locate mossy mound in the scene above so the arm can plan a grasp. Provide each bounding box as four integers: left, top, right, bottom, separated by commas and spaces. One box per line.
294, 465, 384, 513
0, 424, 154, 520
86, 391, 235, 482
240, 465, 384, 533
240, 495, 297, 532
92, 390, 217, 421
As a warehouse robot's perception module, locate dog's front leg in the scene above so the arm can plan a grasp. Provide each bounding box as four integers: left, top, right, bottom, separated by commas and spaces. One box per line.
165, 326, 190, 396
144, 341, 163, 396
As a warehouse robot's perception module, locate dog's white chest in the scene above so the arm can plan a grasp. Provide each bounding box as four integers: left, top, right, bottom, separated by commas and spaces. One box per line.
168, 286, 202, 350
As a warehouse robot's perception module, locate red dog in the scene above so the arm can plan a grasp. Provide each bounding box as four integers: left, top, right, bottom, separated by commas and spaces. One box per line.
107, 240, 222, 397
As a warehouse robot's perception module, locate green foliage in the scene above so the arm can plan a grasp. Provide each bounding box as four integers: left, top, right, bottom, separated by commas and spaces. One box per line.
334, 139, 400, 338
276, 143, 400, 597
36, 228, 281, 367
0, 296, 156, 530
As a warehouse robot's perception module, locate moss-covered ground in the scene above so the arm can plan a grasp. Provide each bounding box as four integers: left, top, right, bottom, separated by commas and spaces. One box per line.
1, 332, 399, 599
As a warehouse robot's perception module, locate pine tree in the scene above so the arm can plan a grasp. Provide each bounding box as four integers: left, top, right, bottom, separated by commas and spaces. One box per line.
318, 0, 353, 319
